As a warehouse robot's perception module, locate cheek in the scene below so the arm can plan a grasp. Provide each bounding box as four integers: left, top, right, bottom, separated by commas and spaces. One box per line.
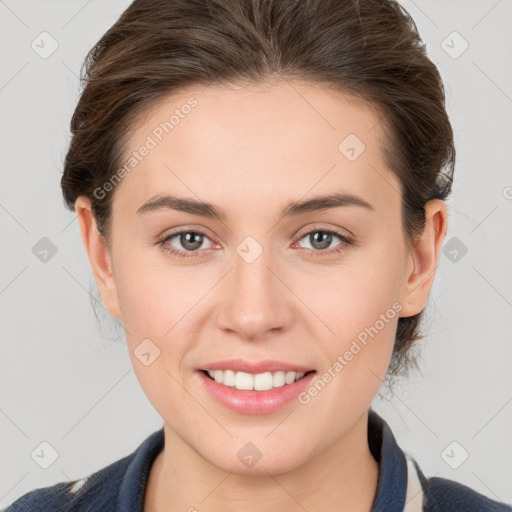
296, 289, 399, 431
293, 246, 404, 343
112, 246, 198, 335
292, 249, 403, 400
112, 255, 202, 414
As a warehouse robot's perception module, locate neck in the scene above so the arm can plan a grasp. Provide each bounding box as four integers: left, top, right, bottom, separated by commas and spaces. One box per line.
144, 411, 379, 512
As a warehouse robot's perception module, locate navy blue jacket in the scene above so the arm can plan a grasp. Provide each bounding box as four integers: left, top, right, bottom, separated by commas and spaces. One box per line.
4, 410, 511, 511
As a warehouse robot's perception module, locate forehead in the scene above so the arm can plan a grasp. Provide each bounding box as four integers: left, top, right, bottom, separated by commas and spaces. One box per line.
112, 80, 401, 218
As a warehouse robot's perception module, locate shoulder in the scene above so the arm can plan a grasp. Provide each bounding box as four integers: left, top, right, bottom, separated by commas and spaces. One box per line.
414, 460, 512, 512
3, 427, 164, 512
2, 452, 132, 511
427, 476, 511, 511
368, 411, 511, 512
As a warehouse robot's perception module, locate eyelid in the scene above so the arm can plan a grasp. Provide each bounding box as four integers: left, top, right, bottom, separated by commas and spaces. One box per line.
160, 228, 220, 249
294, 224, 353, 241
157, 225, 219, 244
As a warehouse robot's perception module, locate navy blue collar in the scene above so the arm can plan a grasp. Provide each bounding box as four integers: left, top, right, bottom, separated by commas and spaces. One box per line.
117, 427, 164, 510
368, 408, 409, 510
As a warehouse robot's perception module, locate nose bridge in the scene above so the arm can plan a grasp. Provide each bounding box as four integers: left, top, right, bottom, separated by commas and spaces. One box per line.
217, 237, 293, 339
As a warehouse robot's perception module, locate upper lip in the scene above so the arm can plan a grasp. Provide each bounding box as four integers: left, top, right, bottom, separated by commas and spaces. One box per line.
198, 359, 315, 374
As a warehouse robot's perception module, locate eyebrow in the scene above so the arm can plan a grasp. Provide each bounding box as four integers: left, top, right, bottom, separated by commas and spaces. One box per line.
136, 191, 375, 220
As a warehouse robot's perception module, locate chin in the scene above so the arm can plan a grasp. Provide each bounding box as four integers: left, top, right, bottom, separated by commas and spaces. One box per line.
202, 442, 310, 477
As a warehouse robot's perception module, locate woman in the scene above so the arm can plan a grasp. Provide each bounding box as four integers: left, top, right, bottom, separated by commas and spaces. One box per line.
6, 0, 510, 510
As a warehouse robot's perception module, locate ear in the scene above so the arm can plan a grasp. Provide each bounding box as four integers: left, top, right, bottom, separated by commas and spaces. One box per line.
399, 199, 447, 318
74, 196, 122, 320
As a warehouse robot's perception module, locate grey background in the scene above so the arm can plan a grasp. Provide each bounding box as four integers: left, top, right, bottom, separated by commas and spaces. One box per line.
1, 0, 511, 507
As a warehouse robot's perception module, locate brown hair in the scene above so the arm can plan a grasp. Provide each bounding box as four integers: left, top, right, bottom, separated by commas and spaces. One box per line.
61, 0, 455, 381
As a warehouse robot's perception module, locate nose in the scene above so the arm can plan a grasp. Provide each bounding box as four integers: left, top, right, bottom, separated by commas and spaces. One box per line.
215, 247, 296, 341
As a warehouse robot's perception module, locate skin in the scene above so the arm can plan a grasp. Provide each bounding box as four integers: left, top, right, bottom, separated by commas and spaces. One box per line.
75, 79, 447, 511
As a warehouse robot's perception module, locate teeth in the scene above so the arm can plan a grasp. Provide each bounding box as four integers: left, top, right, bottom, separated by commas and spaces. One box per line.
206, 370, 307, 391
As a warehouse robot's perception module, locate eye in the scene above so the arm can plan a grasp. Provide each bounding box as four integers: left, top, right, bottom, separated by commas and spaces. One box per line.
294, 227, 354, 256
157, 229, 216, 258
156, 226, 354, 260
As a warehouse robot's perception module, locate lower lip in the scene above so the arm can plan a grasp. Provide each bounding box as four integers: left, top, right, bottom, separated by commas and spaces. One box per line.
196, 370, 317, 415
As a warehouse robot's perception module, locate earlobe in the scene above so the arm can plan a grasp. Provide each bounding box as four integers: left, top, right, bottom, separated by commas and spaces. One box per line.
74, 196, 123, 320
399, 199, 447, 318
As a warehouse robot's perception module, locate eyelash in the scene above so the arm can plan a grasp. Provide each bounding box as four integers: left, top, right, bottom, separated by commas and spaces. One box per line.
156, 226, 354, 259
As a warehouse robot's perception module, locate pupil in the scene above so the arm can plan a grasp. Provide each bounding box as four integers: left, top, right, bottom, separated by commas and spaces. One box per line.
311, 231, 331, 250
181, 232, 203, 250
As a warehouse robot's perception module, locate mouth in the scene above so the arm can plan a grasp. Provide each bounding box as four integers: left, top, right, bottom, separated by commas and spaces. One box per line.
199, 368, 316, 391
196, 367, 318, 414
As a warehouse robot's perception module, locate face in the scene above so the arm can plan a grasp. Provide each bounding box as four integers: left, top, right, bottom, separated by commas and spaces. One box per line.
77, 80, 444, 476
